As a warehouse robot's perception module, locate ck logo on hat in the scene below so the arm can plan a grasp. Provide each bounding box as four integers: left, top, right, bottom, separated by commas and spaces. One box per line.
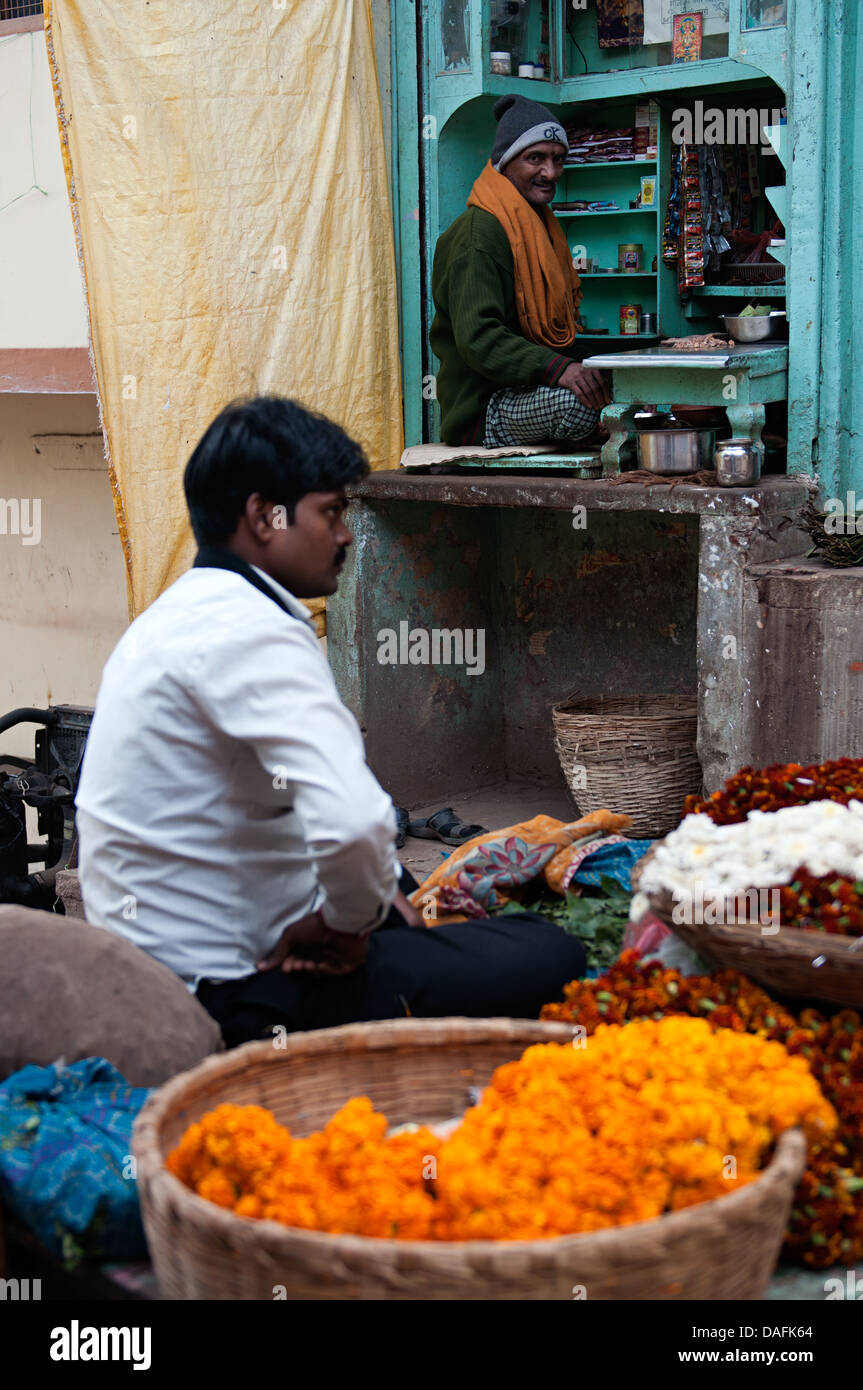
544, 126, 558, 138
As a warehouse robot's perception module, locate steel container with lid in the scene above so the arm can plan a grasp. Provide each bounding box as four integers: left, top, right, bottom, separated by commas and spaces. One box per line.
714, 439, 762, 486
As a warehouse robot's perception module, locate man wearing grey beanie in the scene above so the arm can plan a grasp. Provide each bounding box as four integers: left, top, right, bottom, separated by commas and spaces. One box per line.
431, 95, 610, 448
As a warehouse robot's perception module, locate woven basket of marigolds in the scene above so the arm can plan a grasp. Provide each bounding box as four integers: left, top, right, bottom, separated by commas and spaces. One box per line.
132, 1016, 828, 1300
636, 759, 863, 1007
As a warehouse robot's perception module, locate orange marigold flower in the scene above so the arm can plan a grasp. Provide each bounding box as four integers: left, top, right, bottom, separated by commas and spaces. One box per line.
167, 1020, 836, 1244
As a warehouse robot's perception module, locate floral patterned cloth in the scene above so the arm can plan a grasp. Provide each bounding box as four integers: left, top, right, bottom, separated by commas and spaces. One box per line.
409, 810, 633, 926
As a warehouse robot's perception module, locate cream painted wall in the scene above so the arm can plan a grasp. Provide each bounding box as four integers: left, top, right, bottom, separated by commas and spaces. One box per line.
0, 30, 89, 349
0, 394, 128, 758
0, 10, 395, 764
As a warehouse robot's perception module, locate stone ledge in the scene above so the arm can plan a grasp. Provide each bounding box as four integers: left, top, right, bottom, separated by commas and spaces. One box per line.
349, 471, 813, 516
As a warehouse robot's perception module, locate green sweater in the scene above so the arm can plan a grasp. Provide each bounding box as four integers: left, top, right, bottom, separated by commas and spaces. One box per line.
430, 206, 582, 444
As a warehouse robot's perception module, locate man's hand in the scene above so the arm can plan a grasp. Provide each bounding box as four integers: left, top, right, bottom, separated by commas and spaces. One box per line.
256, 909, 369, 976
393, 888, 423, 927
558, 362, 611, 411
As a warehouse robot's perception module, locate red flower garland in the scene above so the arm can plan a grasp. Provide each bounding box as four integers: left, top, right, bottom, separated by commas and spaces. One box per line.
542, 952, 863, 1268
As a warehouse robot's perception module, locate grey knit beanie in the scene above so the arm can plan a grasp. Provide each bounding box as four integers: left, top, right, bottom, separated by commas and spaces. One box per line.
491, 95, 568, 171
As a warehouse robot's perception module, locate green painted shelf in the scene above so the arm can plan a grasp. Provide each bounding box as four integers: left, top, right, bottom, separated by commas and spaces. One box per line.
578, 272, 657, 278
563, 160, 657, 170
554, 208, 658, 218
686, 284, 787, 296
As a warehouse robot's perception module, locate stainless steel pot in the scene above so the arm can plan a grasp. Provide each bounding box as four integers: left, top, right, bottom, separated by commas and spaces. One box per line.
714, 438, 762, 486
722, 311, 786, 343
638, 429, 716, 474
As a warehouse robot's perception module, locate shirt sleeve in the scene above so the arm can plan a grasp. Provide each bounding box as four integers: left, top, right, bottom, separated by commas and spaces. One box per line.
188, 616, 399, 934
447, 244, 574, 389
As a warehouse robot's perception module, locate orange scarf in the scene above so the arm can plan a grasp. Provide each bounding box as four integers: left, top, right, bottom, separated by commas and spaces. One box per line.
467, 160, 582, 350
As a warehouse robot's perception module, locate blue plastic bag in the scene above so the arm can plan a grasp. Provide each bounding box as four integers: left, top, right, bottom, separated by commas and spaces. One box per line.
0, 1057, 150, 1262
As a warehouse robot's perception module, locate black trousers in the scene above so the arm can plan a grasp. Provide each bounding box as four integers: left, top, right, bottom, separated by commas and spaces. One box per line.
197, 871, 586, 1049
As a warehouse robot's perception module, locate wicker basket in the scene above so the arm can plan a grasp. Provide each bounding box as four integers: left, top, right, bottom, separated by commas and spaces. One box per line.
134, 1017, 805, 1301
636, 845, 863, 1006
552, 694, 701, 839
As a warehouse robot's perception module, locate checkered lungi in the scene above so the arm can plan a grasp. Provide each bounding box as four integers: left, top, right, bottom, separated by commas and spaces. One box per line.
483, 385, 600, 448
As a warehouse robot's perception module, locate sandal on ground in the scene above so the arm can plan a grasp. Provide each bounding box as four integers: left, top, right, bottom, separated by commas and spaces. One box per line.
407, 807, 487, 847
394, 806, 410, 849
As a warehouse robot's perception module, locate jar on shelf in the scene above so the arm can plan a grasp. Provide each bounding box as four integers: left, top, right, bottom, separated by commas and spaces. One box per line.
490, 51, 512, 75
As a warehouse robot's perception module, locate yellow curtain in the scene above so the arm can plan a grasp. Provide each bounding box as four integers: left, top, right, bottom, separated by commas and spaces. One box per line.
45, 0, 403, 633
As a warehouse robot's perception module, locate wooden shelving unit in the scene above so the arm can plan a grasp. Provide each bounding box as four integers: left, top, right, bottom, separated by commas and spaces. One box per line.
555, 125, 660, 337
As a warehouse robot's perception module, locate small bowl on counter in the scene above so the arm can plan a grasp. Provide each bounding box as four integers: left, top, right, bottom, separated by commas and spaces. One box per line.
637, 428, 716, 474
722, 311, 787, 343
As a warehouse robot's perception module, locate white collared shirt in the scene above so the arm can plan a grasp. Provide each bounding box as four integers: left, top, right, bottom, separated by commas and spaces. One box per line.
75, 563, 399, 988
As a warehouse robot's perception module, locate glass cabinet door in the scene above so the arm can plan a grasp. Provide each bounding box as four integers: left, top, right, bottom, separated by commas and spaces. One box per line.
488, 0, 551, 79
439, 0, 472, 72
742, 0, 787, 29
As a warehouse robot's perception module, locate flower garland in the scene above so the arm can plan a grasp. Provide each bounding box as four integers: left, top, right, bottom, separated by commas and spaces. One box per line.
638, 800, 863, 906
167, 1020, 834, 1243
541, 951, 863, 1268
778, 869, 863, 937
685, 757, 863, 825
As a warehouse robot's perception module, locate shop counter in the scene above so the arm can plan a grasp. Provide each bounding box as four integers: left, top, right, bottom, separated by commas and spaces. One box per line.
583, 343, 789, 474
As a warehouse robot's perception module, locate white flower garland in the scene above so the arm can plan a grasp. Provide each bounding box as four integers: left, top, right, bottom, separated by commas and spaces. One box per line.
639, 799, 863, 901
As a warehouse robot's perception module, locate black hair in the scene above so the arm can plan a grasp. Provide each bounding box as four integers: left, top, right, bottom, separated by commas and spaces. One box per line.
183, 395, 369, 545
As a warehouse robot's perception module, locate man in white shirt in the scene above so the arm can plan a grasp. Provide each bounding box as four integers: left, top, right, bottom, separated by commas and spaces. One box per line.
76, 396, 586, 1046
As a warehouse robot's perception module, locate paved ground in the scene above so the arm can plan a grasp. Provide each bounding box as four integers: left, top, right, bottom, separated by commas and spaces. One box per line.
398, 779, 576, 882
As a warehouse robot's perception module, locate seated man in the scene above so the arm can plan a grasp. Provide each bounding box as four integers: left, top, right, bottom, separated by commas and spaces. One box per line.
431, 94, 611, 448
75, 397, 585, 1047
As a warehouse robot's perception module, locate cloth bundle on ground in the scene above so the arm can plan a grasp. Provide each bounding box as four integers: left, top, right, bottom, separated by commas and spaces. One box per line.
0, 1057, 148, 1261
0, 906, 223, 1086
408, 810, 643, 925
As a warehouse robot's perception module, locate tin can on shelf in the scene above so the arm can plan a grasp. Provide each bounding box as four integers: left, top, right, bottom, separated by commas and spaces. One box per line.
620, 304, 641, 335
618, 243, 643, 272
639, 312, 657, 334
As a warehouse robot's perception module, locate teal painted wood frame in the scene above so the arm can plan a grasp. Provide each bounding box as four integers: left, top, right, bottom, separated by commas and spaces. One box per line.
392, 1, 423, 447
785, 0, 863, 495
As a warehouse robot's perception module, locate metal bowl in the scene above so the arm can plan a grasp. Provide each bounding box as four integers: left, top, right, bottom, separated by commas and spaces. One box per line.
722, 311, 785, 343
637, 429, 716, 474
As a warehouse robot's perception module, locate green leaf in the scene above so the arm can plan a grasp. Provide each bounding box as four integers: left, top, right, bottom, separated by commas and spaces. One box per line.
598, 874, 625, 897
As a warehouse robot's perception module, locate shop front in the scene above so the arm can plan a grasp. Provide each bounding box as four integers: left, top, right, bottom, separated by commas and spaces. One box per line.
330, 0, 863, 817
